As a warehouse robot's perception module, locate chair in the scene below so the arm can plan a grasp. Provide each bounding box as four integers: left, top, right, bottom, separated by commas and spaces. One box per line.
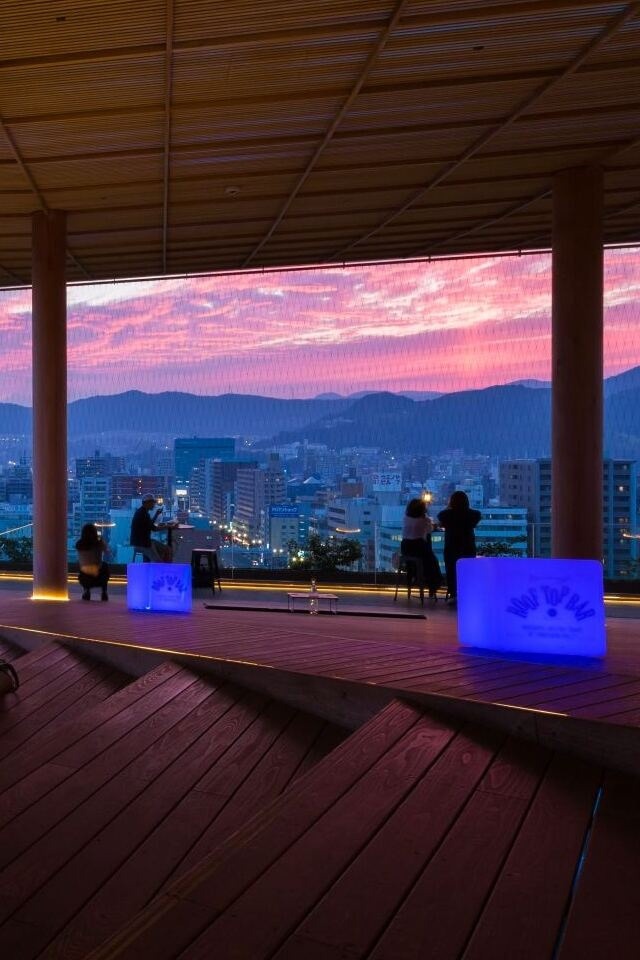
191, 549, 222, 594
393, 554, 425, 607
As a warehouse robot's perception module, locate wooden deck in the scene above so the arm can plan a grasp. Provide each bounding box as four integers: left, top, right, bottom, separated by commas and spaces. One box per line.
2, 590, 640, 959
0, 648, 346, 960
77, 699, 640, 960
2, 590, 640, 772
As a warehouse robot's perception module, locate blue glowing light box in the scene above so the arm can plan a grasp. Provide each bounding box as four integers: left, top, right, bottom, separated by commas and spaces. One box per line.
127, 563, 192, 613
457, 557, 606, 657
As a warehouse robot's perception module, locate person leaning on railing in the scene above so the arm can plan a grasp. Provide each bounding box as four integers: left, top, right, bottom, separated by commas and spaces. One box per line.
437, 491, 481, 605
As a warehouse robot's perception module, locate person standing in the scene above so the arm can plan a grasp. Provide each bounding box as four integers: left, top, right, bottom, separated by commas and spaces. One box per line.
76, 523, 111, 601
401, 497, 443, 601
437, 491, 481, 604
130, 494, 172, 562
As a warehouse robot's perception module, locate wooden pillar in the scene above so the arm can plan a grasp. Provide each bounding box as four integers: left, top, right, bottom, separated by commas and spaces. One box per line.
32, 210, 68, 600
552, 166, 603, 560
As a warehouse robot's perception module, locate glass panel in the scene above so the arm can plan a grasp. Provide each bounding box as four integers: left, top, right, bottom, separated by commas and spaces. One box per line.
0, 246, 638, 583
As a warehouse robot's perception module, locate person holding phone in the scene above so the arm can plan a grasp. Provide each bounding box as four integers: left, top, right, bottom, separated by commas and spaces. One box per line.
76, 523, 111, 600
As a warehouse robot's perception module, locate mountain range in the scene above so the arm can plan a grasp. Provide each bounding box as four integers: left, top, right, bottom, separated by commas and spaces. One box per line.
1, 366, 639, 460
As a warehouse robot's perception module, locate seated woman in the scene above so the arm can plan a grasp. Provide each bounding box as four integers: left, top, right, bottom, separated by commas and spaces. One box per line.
401, 497, 443, 601
76, 523, 111, 602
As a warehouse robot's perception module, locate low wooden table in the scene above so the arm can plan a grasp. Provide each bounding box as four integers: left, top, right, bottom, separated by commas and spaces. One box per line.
287, 591, 339, 614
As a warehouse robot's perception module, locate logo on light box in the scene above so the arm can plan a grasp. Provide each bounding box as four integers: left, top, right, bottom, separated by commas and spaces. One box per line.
506, 583, 596, 622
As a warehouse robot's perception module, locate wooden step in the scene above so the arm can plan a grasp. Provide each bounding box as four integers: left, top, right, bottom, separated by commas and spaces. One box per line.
0, 666, 347, 960
0, 644, 131, 764
0, 660, 179, 801
75, 697, 640, 960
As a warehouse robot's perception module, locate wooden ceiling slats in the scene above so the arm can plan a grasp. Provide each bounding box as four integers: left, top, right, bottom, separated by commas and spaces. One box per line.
1, 1, 165, 60
0, 0, 638, 283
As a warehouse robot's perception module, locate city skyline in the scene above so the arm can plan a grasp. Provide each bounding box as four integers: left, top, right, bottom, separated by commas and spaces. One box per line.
1, 246, 639, 404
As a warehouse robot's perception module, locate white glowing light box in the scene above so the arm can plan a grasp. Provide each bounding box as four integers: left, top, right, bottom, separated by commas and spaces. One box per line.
457, 558, 606, 657
127, 563, 192, 613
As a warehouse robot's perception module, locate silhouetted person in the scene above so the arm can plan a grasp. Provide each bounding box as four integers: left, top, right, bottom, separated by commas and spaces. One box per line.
76, 523, 110, 601
438, 491, 481, 604
401, 497, 443, 600
130, 494, 172, 562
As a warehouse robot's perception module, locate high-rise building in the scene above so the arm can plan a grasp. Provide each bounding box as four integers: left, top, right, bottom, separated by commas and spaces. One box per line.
75, 450, 125, 479
5, 458, 32, 503
109, 475, 169, 511
234, 454, 286, 543
206, 460, 258, 525
499, 458, 638, 577
326, 497, 376, 570
499, 459, 551, 556
268, 504, 300, 552
78, 476, 111, 536
174, 438, 235, 486
604, 460, 639, 578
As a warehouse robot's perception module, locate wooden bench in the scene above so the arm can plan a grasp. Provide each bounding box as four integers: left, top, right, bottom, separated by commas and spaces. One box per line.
80, 698, 640, 960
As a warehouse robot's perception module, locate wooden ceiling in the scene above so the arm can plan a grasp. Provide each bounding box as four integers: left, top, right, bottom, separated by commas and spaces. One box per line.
1, 0, 639, 285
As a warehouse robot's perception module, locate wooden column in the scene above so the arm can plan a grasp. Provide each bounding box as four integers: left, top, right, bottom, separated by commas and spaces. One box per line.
551, 166, 603, 560
32, 210, 68, 600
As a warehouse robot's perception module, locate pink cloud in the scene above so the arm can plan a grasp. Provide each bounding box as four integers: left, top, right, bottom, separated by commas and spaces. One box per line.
0, 248, 638, 403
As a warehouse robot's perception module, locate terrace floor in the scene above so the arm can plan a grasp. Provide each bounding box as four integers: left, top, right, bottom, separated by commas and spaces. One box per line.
2, 576, 640, 776
2, 578, 640, 958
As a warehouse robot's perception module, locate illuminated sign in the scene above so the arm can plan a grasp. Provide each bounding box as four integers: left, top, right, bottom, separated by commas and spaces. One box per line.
269, 505, 299, 518
127, 563, 192, 613
457, 557, 605, 657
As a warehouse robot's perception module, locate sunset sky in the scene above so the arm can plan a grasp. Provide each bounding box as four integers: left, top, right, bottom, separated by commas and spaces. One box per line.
1, 247, 639, 404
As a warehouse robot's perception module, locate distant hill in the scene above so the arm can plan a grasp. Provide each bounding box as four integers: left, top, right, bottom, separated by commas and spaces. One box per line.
1, 365, 639, 459
272, 386, 553, 457
508, 379, 550, 389
315, 389, 441, 401
0, 402, 31, 434
273, 381, 640, 458
604, 366, 640, 396
66, 391, 347, 442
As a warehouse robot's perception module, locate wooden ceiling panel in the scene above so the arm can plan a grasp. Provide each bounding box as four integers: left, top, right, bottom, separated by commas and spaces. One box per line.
322, 128, 489, 167
9, 114, 164, 161
0, 57, 164, 121
169, 103, 339, 150
171, 46, 365, 103
339, 78, 542, 132
0, 0, 637, 284
29, 155, 164, 190
1, 0, 165, 61
174, 1, 392, 42
47, 183, 163, 213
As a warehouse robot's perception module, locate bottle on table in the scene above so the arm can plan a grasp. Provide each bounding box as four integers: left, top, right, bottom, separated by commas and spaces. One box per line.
309, 578, 318, 615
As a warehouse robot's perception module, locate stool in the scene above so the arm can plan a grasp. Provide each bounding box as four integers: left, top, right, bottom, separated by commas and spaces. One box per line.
191, 549, 222, 594
393, 555, 424, 607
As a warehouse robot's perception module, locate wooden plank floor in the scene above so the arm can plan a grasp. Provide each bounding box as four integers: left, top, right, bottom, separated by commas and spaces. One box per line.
2, 590, 640, 736
81, 699, 640, 960
0, 659, 347, 960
